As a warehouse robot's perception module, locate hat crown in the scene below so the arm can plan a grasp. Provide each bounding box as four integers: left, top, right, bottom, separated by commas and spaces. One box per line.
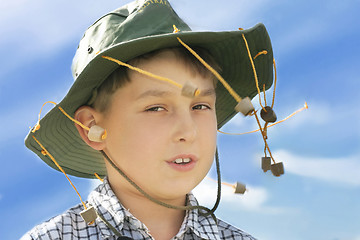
71, 0, 191, 79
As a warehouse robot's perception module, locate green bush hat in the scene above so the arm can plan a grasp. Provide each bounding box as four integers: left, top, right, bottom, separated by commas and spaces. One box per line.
25, 0, 274, 178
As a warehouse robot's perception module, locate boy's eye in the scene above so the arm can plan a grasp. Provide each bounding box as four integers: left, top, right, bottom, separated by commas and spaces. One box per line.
192, 104, 211, 110
145, 106, 166, 112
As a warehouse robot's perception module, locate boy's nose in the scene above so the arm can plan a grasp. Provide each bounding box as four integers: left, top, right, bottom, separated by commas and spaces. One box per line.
172, 112, 197, 143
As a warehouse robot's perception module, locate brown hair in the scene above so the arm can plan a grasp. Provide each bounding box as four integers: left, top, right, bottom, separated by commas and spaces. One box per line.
90, 47, 221, 112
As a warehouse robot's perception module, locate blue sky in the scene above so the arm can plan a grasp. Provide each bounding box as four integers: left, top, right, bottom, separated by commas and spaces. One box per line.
1, 0, 359, 239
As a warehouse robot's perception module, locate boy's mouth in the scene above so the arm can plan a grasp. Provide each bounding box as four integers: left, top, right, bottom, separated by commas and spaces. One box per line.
167, 155, 197, 171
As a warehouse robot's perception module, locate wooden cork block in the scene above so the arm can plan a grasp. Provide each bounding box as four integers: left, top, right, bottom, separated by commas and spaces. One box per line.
234, 97, 254, 116
88, 125, 106, 142
80, 206, 97, 224
271, 162, 285, 177
261, 157, 271, 172
234, 182, 246, 194
260, 106, 277, 123
181, 81, 198, 98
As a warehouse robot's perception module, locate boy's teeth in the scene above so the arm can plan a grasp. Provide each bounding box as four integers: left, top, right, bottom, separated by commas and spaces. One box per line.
174, 158, 191, 164
174, 158, 182, 164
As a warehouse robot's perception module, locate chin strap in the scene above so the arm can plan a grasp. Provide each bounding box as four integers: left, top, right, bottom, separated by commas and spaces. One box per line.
209, 147, 222, 215
93, 148, 222, 238
100, 148, 222, 222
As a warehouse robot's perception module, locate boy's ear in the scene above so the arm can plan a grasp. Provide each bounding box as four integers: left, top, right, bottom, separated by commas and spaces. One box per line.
74, 106, 105, 151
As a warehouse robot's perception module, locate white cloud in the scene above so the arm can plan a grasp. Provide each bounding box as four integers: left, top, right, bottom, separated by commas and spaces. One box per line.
0, 83, 69, 146
193, 178, 287, 214
275, 20, 329, 57
220, 113, 259, 134
172, 0, 270, 30
87, 176, 287, 214
220, 100, 309, 136
274, 100, 357, 131
0, 1, 120, 75
89, 179, 102, 193
223, 100, 360, 141
0, 109, 36, 146
273, 1, 356, 58
275, 150, 360, 187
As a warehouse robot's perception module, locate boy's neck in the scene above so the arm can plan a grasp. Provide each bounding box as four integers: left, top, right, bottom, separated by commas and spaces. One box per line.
108, 177, 187, 240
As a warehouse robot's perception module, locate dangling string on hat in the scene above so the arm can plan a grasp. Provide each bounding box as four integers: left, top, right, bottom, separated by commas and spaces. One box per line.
173, 31, 307, 176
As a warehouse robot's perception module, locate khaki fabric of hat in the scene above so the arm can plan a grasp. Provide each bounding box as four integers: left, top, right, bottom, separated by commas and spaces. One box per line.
25, 0, 274, 178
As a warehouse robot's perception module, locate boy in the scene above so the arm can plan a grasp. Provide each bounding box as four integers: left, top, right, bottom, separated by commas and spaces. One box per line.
22, 0, 274, 239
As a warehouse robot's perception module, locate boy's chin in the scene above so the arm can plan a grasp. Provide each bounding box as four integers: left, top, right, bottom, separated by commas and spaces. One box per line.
150, 185, 196, 202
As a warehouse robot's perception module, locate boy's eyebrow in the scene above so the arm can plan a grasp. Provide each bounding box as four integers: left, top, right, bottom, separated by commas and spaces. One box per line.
198, 88, 216, 97
136, 88, 216, 100
136, 89, 173, 100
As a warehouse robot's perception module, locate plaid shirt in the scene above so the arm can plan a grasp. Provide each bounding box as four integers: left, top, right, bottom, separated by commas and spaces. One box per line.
22, 178, 256, 240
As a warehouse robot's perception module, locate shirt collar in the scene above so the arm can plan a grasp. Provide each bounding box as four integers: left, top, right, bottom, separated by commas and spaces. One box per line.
88, 178, 220, 239
87, 177, 142, 238
174, 193, 220, 240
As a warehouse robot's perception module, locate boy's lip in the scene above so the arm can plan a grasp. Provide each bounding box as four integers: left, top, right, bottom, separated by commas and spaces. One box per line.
166, 154, 198, 172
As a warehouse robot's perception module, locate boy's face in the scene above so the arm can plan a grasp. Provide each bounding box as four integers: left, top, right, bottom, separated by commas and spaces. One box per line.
98, 50, 217, 201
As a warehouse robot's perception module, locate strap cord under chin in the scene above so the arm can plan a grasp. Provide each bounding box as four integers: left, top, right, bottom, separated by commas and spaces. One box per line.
100, 148, 222, 223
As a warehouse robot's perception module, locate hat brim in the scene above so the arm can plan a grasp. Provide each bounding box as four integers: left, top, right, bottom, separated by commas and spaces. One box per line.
25, 24, 273, 178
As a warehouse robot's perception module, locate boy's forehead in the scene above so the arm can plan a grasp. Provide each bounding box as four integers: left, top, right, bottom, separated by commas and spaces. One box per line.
127, 50, 216, 86
135, 88, 216, 100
